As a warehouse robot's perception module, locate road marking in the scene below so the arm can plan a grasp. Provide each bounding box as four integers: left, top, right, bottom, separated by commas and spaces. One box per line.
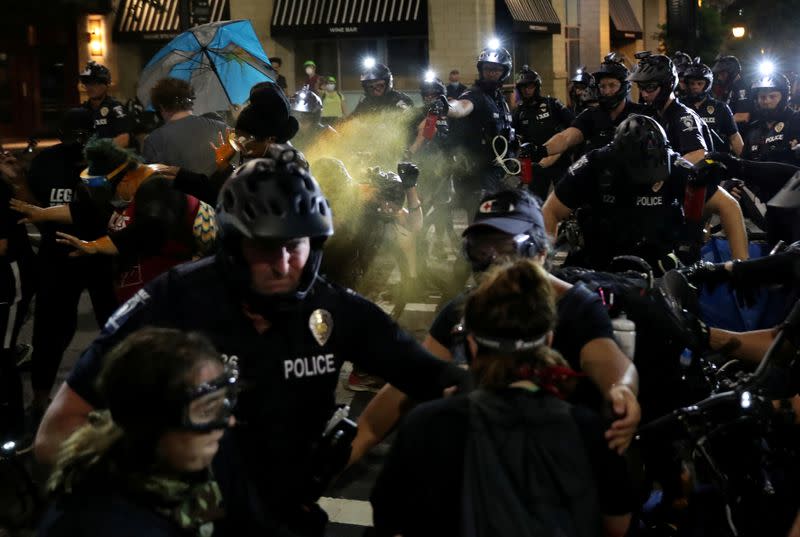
319, 497, 372, 526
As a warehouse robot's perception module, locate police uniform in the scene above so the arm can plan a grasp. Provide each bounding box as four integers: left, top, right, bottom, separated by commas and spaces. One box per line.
350, 89, 414, 117
687, 96, 738, 152
743, 108, 800, 166
65, 256, 466, 534
82, 96, 131, 140
25, 143, 117, 401
570, 100, 650, 154
721, 78, 754, 119
451, 82, 515, 196
555, 146, 716, 269
658, 99, 711, 155
513, 96, 574, 198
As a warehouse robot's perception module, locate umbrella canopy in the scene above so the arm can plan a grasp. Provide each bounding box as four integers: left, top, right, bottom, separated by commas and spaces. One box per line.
138, 19, 276, 116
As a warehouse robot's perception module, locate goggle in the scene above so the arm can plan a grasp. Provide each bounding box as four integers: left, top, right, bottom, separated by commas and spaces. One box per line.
181, 366, 239, 432
80, 160, 129, 188
636, 82, 661, 93
228, 131, 259, 154
365, 81, 386, 90
463, 232, 531, 271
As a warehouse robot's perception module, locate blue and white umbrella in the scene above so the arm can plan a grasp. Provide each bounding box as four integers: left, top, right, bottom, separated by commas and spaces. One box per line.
137, 19, 275, 116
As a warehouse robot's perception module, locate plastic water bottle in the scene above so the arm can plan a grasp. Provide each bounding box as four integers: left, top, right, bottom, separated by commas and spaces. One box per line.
612, 313, 636, 359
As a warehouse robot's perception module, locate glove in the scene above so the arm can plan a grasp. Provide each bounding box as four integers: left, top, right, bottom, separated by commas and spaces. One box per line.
692, 158, 730, 187
397, 162, 419, 189
705, 151, 744, 178
729, 260, 761, 309
427, 94, 449, 117
676, 308, 711, 352
435, 116, 449, 138
528, 144, 549, 162
683, 260, 731, 290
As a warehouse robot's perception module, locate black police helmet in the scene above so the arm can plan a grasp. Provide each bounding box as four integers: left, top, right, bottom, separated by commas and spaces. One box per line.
570, 66, 593, 86
751, 73, 791, 120
291, 86, 323, 115
629, 52, 678, 110
612, 114, 672, 185
671, 51, 693, 76
79, 61, 111, 85
682, 61, 714, 103
58, 107, 94, 144
420, 77, 446, 97
361, 63, 394, 91
367, 166, 406, 208
593, 52, 631, 110
515, 65, 542, 94
477, 46, 513, 83
711, 55, 742, 79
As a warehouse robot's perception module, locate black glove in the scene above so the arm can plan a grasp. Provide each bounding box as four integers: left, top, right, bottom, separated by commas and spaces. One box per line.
397, 162, 419, 189
683, 260, 731, 291
435, 116, 449, 138
681, 308, 711, 352
427, 94, 449, 117
705, 151, 744, 178
528, 144, 549, 162
692, 158, 731, 187
729, 260, 761, 309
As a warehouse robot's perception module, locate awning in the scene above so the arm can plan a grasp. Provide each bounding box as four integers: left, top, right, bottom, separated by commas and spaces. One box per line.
271, 0, 428, 38
114, 0, 230, 41
495, 0, 561, 35
609, 0, 643, 40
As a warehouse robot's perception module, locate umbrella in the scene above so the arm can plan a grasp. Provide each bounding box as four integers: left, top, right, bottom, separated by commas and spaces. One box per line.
137, 19, 276, 116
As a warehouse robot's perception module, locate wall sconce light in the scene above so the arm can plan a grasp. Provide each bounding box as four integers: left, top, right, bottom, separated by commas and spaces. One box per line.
88, 17, 104, 57
731, 25, 746, 38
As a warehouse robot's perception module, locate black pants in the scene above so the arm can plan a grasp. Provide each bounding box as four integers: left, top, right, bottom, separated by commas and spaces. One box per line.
0, 261, 23, 438
30, 254, 117, 395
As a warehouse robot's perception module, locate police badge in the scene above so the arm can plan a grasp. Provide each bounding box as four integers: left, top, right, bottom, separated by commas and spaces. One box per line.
309, 309, 333, 346
776, 122, 785, 133
100, 107, 109, 117
707, 105, 715, 115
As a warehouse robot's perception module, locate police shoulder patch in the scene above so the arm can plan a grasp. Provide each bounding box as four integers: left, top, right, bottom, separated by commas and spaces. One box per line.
674, 156, 693, 170
681, 115, 696, 131
104, 288, 151, 333
568, 155, 589, 175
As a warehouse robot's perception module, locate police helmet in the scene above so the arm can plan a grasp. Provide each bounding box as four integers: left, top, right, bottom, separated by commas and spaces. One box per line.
751, 73, 791, 119
671, 51, 693, 77
711, 55, 742, 80
217, 145, 333, 298
629, 52, 678, 110
79, 61, 111, 85
361, 63, 394, 91
682, 61, 714, 103
515, 65, 542, 96
612, 114, 672, 185
420, 77, 446, 98
570, 66, 593, 87
367, 167, 406, 209
291, 86, 323, 114
593, 53, 631, 111
477, 46, 513, 82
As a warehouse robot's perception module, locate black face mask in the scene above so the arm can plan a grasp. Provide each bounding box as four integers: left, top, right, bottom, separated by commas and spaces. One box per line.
476, 79, 503, 92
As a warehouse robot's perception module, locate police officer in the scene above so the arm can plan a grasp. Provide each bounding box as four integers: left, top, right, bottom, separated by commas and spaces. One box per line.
711, 55, 753, 127
350, 62, 414, 117
512, 65, 574, 199
742, 72, 800, 167
682, 60, 744, 155
290, 86, 338, 153
628, 51, 710, 163
532, 53, 648, 164
24, 109, 117, 419
671, 51, 693, 99
79, 62, 131, 147
34, 145, 467, 535
445, 42, 516, 202
567, 66, 596, 116
541, 114, 748, 270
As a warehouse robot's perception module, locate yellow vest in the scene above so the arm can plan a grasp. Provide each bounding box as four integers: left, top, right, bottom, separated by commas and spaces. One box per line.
321, 91, 344, 118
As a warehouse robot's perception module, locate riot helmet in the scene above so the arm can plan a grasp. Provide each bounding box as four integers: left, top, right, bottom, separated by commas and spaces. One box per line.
570, 66, 593, 87
477, 45, 513, 84
516, 65, 543, 99
593, 53, 631, 111
419, 74, 446, 99
79, 61, 111, 85
361, 63, 394, 94
751, 73, 791, 121
682, 61, 714, 104
672, 52, 693, 77
290, 85, 323, 124
711, 55, 742, 98
216, 144, 333, 302
611, 114, 672, 185
629, 51, 678, 111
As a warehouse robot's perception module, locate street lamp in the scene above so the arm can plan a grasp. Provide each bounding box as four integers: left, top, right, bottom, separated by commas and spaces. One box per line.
731, 25, 746, 38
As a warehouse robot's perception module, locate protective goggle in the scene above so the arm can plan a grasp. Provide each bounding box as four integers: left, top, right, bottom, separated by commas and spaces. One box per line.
80, 160, 129, 188
181, 366, 239, 432
636, 82, 661, 93
463, 231, 532, 271
228, 131, 259, 154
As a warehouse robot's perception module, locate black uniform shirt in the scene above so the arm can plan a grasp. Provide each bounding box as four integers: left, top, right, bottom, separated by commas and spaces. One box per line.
555, 147, 716, 266
451, 82, 514, 165
691, 96, 738, 139
571, 100, 650, 153
82, 96, 131, 140
743, 108, 800, 166
66, 256, 466, 519
350, 89, 414, 117
658, 99, 709, 155
513, 96, 574, 146
726, 78, 754, 117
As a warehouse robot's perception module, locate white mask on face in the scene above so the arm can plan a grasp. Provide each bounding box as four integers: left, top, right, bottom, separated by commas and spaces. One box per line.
325, 84, 335, 91
305, 67, 314, 76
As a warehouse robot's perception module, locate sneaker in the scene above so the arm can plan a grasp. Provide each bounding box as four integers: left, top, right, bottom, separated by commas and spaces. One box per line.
14, 343, 33, 369
347, 371, 385, 393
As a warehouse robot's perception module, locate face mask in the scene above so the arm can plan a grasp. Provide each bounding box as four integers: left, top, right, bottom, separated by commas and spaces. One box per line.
325, 84, 335, 91
305, 67, 314, 76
